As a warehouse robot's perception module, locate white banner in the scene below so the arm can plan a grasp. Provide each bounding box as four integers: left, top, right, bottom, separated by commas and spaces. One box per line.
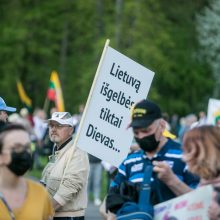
207, 98, 220, 126
75, 40, 154, 167
154, 185, 213, 220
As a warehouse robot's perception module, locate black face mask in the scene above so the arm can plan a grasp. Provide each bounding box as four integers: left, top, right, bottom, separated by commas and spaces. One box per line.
135, 134, 160, 152
7, 150, 33, 176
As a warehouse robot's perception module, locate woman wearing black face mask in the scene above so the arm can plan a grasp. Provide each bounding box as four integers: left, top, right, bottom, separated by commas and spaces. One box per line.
0, 123, 54, 220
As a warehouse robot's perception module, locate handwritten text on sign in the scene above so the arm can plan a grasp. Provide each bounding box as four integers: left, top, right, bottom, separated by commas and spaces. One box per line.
154, 185, 213, 220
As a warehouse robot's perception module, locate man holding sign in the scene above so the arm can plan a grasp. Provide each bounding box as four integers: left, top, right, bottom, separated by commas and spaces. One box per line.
106, 99, 199, 214
41, 112, 89, 220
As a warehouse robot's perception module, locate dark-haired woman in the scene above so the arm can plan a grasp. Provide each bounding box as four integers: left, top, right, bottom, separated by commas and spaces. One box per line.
0, 123, 53, 220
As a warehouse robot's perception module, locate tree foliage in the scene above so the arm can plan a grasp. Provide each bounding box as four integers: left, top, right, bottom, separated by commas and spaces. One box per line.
197, 0, 220, 98
0, 0, 213, 116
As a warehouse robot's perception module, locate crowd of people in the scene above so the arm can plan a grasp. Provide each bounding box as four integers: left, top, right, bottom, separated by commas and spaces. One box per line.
0, 95, 220, 220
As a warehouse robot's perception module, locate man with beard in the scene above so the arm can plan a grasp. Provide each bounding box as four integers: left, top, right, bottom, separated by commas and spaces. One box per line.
106, 99, 199, 214
0, 97, 16, 122
41, 112, 89, 220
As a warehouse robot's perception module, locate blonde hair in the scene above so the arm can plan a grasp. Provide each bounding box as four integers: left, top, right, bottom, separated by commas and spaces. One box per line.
183, 125, 220, 180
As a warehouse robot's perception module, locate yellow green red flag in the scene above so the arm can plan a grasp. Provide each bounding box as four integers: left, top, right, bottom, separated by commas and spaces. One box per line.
47, 71, 65, 112
16, 80, 32, 108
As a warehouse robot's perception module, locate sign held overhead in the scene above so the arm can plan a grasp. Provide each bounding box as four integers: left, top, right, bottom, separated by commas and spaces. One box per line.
75, 39, 155, 167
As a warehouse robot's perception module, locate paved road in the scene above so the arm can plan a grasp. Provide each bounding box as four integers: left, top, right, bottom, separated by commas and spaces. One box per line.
85, 202, 103, 220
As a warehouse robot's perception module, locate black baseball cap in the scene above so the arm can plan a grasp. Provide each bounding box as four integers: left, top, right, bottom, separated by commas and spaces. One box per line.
129, 99, 162, 128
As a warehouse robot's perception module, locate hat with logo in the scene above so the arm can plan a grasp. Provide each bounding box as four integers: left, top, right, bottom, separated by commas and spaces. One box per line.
48, 112, 73, 127
129, 99, 162, 128
0, 97, 16, 112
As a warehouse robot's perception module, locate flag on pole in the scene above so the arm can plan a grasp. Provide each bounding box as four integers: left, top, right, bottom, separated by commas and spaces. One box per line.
47, 71, 65, 112
16, 80, 32, 108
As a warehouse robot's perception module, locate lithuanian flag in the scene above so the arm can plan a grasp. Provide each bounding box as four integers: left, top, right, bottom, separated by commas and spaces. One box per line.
47, 71, 65, 111
16, 80, 32, 108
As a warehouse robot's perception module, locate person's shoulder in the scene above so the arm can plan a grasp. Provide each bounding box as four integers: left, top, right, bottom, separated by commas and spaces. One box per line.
128, 149, 143, 157
65, 139, 83, 154
25, 179, 53, 215
26, 179, 48, 194
163, 138, 182, 157
123, 150, 144, 165
166, 138, 181, 149
75, 146, 89, 156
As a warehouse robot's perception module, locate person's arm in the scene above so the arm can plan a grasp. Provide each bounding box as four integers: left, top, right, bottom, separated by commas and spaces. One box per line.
106, 162, 127, 214
152, 161, 192, 196
53, 148, 89, 207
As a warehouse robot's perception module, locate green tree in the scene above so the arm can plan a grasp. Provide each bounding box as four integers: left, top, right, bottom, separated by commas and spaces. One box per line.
0, 0, 214, 117
197, 0, 220, 98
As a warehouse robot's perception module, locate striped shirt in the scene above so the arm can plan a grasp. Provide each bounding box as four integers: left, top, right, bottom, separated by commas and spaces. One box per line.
110, 139, 199, 204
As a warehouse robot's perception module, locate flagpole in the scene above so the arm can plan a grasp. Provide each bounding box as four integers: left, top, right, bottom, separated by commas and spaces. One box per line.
43, 97, 49, 115
74, 39, 110, 145
60, 39, 110, 181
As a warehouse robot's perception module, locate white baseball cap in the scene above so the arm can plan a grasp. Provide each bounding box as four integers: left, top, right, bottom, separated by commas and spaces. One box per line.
48, 112, 73, 127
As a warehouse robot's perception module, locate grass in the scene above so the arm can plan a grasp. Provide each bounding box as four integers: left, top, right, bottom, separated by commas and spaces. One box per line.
26, 155, 48, 180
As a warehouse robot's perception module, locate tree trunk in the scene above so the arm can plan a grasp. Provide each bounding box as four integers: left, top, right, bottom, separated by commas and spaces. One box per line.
115, 0, 123, 49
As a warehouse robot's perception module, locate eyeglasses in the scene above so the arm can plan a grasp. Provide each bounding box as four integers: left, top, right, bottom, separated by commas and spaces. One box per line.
5, 143, 32, 153
48, 124, 71, 129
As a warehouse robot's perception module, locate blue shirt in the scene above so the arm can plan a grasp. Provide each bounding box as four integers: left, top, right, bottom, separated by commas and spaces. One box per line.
110, 139, 199, 204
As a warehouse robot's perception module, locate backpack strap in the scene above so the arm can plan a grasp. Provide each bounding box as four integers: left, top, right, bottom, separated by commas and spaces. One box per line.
138, 163, 153, 211
0, 192, 16, 220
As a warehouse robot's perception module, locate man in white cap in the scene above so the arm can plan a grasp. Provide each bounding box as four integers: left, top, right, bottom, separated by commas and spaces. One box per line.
41, 112, 89, 220
0, 97, 16, 122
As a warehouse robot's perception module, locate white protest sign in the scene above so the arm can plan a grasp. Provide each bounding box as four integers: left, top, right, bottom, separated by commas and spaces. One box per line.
154, 185, 213, 220
207, 98, 220, 126
75, 40, 154, 167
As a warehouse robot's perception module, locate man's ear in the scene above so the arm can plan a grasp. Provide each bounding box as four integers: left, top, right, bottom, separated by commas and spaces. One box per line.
159, 119, 167, 130
69, 127, 74, 135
